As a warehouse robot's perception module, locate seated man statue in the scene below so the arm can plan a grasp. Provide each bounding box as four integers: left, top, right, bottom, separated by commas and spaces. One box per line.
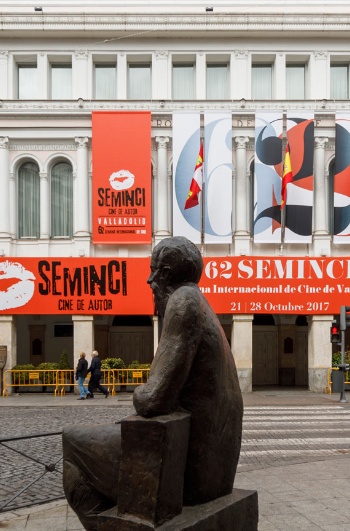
63, 236, 243, 530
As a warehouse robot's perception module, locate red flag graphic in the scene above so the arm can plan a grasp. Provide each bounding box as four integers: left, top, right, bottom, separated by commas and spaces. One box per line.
281, 142, 293, 210
184, 142, 203, 210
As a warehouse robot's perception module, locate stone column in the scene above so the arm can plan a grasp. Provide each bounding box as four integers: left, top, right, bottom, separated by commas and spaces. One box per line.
155, 136, 170, 244
0, 137, 10, 238
234, 136, 250, 255
74, 137, 90, 238
313, 137, 330, 255
39, 172, 50, 239
231, 314, 253, 392
0, 315, 17, 394
308, 315, 333, 392
72, 315, 94, 389
314, 137, 329, 235
234, 136, 249, 235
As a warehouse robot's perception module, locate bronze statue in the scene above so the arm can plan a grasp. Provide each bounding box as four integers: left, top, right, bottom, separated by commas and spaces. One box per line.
63, 236, 245, 530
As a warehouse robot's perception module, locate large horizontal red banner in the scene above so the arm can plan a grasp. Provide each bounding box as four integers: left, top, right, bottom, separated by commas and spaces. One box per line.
0, 258, 153, 315
92, 111, 152, 244
201, 257, 350, 315
0, 257, 349, 315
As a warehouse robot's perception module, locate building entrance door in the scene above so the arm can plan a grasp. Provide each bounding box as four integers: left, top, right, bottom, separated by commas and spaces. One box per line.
109, 327, 153, 366
252, 328, 278, 385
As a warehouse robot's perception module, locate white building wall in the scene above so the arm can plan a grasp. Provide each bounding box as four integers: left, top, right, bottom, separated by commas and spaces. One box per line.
0, 0, 349, 393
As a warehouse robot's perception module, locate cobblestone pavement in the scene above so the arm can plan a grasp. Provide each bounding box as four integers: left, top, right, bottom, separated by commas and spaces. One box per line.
0, 396, 135, 512
1, 389, 350, 530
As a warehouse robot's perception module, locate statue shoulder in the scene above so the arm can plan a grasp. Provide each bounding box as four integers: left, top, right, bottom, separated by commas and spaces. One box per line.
166, 284, 202, 316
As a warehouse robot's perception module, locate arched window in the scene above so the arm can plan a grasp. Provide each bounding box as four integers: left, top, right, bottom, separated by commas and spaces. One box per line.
51, 162, 73, 237
18, 161, 40, 238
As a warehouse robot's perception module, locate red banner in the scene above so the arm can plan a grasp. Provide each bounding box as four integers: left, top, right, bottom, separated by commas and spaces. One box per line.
201, 257, 350, 315
92, 112, 152, 244
0, 256, 349, 316
0, 258, 153, 315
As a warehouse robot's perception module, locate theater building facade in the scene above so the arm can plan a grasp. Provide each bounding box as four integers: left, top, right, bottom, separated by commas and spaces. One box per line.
1, 0, 350, 393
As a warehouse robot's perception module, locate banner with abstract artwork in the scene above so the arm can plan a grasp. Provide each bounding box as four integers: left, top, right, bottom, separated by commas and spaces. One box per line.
203, 112, 232, 244
334, 114, 350, 243
284, 111, 314, 243
253, 112, 283, 243
173, 112, 202, 243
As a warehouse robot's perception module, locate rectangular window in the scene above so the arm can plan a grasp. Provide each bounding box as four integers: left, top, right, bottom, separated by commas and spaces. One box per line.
172, 64, 195, 99
54, 324, 73, 337
252, 64, 272, 99
94, 64, 116, 99
18, 64, 38, 99
286, 65, 305, 100
51, 64, 72, 99
331, 64, 349, 99
206, 64, 228, 100
128, 64, 151, 99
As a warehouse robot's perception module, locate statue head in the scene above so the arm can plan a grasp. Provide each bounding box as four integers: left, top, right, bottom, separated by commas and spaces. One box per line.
148, 236, 203, 316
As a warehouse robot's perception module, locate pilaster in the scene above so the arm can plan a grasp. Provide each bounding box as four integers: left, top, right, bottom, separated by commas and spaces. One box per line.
73, 50, 89, 100
39, 171, 50, 239
72, 315, 94, 388
74, 137, 90, 240
155, 136, 171, 244
231, 314, 253, 392
0, 137, 10, 239
313, 136, 330, 256
0, 51, 9, 99
308, 314, 333, 392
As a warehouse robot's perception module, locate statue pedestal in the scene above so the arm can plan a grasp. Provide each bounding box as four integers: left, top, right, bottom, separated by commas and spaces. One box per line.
97, 413, 258, 531
99, 488, 258, 530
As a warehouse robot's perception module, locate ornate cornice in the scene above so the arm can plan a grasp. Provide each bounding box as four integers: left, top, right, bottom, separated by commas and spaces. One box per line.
1, 13, 350, 35
0, 99, 348, 115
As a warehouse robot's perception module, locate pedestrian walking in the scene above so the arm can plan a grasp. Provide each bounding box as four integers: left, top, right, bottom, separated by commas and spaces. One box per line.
75, 352, 90, 400
87, 350, 109, 398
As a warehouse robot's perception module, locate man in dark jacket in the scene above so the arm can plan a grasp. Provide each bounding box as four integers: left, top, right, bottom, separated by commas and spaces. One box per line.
75, 352, 89, 400
87, 350, 109, 398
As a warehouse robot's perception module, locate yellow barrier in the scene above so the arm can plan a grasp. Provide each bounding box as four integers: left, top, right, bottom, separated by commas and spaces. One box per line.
2, 368, 150, 397
325, 367, 350, 394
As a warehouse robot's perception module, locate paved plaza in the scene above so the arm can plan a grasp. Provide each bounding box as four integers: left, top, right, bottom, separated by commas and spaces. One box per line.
1, 389, 350, 530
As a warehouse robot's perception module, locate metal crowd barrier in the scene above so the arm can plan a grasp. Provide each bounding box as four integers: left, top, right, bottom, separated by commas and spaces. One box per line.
2, 368, 150, 397
325, 367, 350, 394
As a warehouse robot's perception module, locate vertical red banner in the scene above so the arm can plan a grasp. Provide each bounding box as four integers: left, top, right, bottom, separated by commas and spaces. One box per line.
92, 112, 152, 244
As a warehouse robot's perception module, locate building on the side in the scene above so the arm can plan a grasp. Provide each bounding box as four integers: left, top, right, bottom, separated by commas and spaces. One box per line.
0, 0, 350, 393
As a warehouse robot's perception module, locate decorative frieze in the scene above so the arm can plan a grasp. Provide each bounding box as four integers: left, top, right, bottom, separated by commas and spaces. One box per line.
0, 100, 349, 114
0, 13, 350, 35
9, 145, 77, 151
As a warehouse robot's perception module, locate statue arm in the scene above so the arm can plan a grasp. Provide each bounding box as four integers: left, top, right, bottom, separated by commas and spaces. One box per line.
133, 288, 201, 417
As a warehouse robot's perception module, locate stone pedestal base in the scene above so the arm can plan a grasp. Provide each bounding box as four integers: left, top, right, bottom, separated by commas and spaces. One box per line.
98, 488, 258, 530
